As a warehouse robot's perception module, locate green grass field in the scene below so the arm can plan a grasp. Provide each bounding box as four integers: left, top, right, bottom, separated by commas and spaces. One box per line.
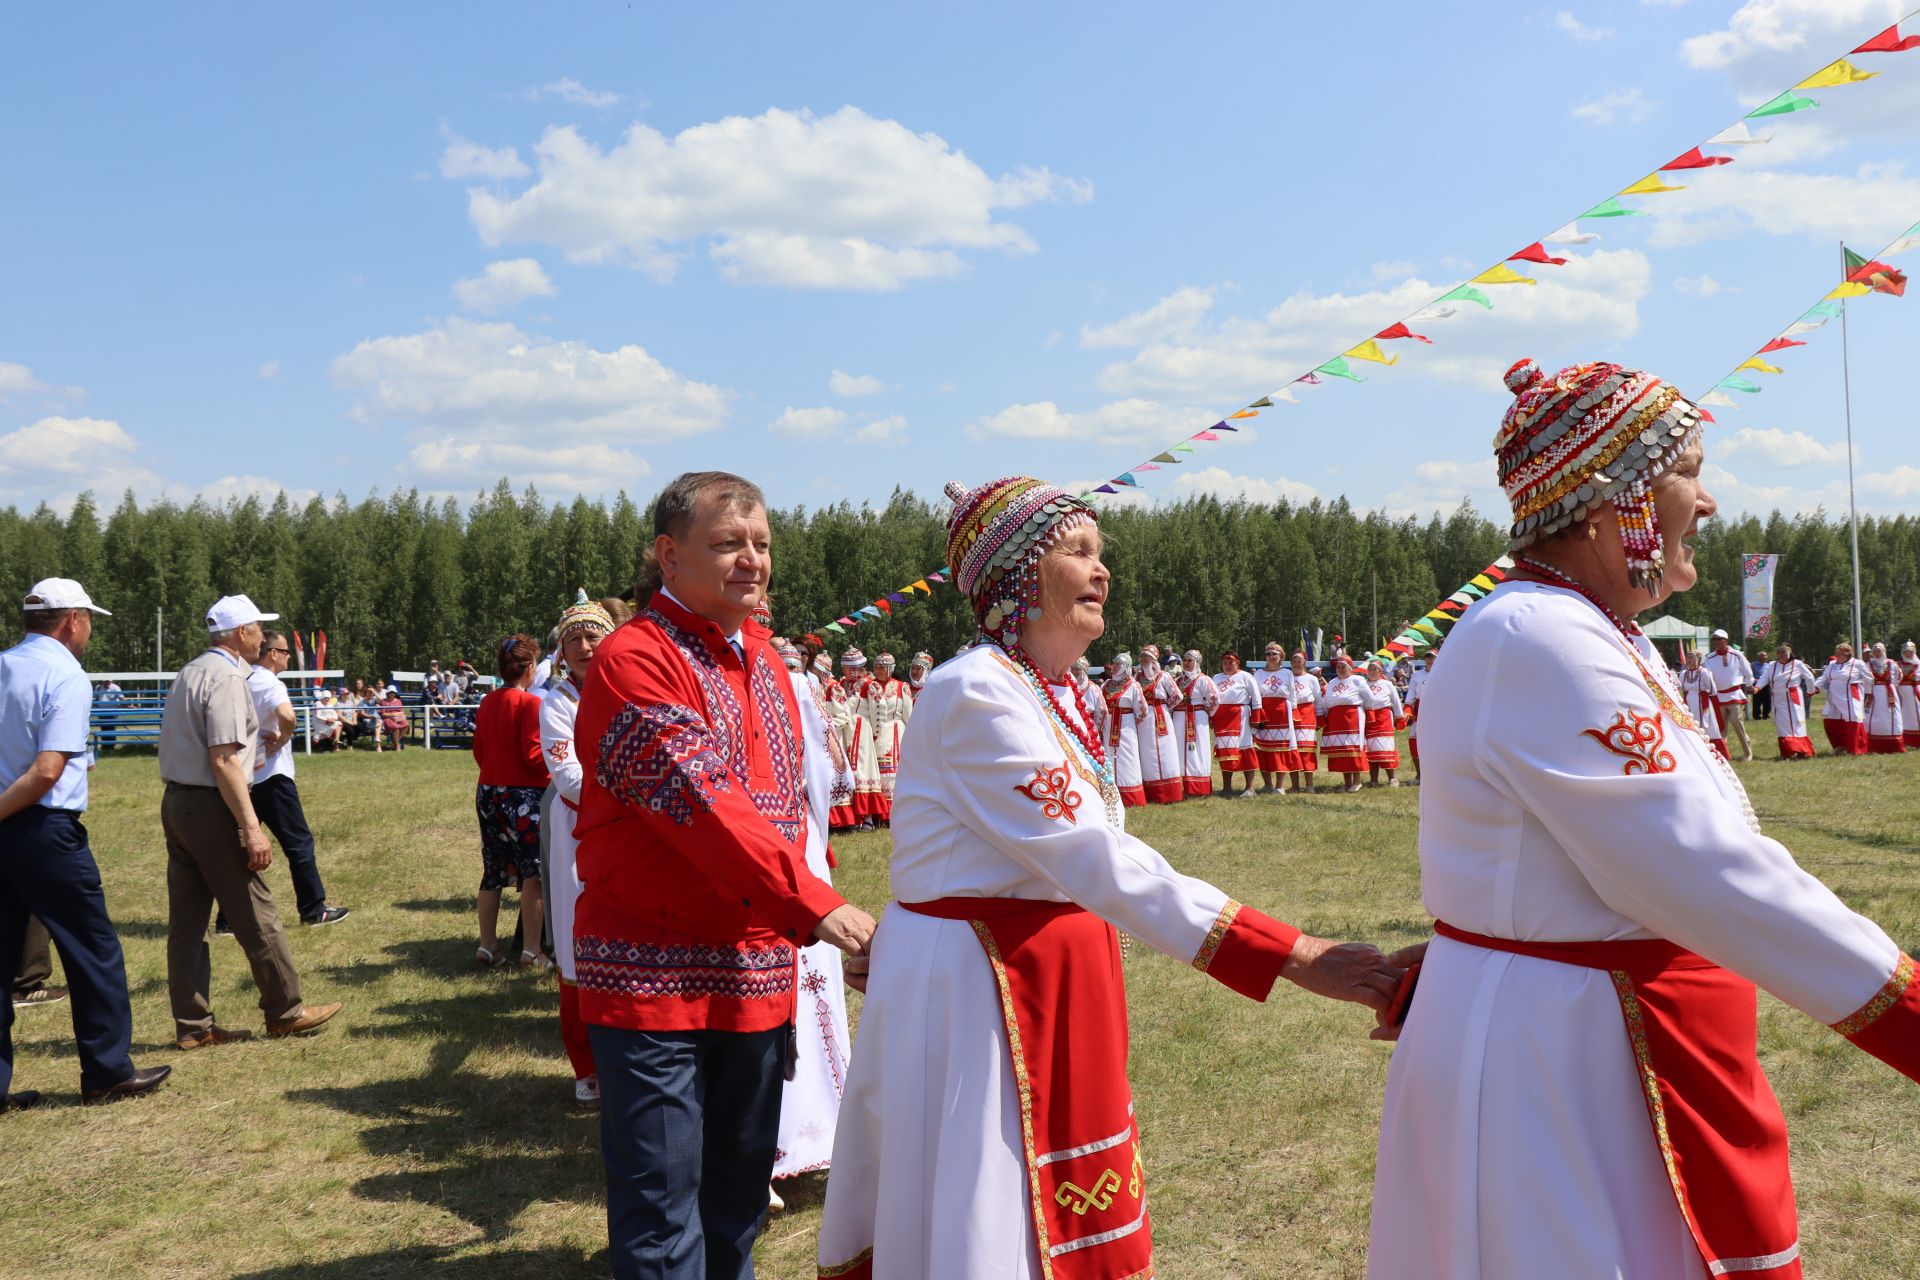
5, 723, 1918, 1279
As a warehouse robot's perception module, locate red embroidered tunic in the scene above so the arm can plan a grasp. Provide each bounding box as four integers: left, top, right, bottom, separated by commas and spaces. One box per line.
572, 592, 848, 1033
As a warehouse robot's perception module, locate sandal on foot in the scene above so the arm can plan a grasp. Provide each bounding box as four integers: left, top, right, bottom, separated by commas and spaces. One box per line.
475, 946, 502, 967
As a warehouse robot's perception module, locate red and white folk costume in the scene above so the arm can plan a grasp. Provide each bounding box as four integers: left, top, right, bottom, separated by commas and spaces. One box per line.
1210, 665, 1260, 775
1900, 650, 1920, 749
862, 657, 915, 815
1864, 657, 1905, 754
1290, 667, 1322, 769
1133, 657, 1184, 804
1101, 657, 1146, 809
1318, 668, 1368, 774
1680, 663, 1728, 758
818, 476, 1302, 1280
1817, 656, 1870, 756
837, 650, 887, 820
815, 674, 861, 829
1768, 658, 1817, 759
1171, 658, 1218, 797
1361, 670, 1405, 769
1373, 357, 1920, 1280
1251, 663, 1298, 773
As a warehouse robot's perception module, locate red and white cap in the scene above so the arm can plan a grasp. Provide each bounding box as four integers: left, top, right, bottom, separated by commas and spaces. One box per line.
205, 594, 279, 632
23, 577, 111, 616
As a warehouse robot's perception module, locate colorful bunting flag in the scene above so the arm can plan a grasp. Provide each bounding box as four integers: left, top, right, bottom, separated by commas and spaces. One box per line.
1698, 390, 1740, 409
825, 622, 845, 634
1191, 430, 1221, 441
1294, 372, 1323, 385
1661, 147, 1734, 171
1543, 221, 1601, 245
1737, 357, 1784, 374
1886, 234, 1920, 257
1343, 339, 1399, 365
1093, 484, 1118, 494
1824, 281, 1872, 301
1508, 242, 1568, 266
1439, 284, 1493, 308
1796, 59, 1877, 89
1114, 472, 1140, 487
1314, 357, 1365, 381
1717, 375, 1764, 394
1248, 396, 1274, 408
1151, 451, 1178, 463
887, 592, 906, 604
1747, 91, 1818, 118
1706, 122, 1771, 145
1619, 173, 1687, 196
1756, 337, 1805, 354
1472, 264, 1537, 286
1581, 197, 1646, 219
1375, 322, 1433, 344
1412, 619, 1442, 638
927, 572, 947, 583
1853, 22, 1920, 53
1172, 443, 1196, 454
1273, 387, 1299, 403
874, 600, 893, 614
1843, 246, 1908, 296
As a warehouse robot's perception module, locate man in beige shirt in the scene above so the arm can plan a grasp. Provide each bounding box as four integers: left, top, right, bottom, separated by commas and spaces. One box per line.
159, 595, 340, 1049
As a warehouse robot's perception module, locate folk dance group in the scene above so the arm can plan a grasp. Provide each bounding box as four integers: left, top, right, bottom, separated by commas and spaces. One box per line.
1677, 634, 1919, 763
537, 359, 1916, 1280
805, 648, 917, 832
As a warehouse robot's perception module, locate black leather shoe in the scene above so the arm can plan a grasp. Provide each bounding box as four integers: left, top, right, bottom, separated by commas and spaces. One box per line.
1, 1089, 44, 1113
82, 1064, 171, 1103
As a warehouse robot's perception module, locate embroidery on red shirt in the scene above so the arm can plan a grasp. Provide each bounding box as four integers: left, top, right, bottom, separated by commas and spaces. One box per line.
1581, 710, 1678, 776
1014, 761, 1083, 825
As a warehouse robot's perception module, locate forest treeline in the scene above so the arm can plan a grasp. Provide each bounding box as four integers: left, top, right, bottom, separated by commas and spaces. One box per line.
2, 481, 1916, 679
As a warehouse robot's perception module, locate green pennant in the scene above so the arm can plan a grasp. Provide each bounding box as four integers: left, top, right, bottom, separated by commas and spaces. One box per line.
1747, 91, 1818, 119
1314, 356, 1365, 382
824, 622, 844, 634
1716, 375, 1763, 394
1438, 285, 1493, 309
1581, 197, 1646, 219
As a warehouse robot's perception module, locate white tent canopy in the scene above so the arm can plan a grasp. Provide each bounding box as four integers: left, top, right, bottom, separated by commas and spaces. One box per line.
1640, 615, 1712, 647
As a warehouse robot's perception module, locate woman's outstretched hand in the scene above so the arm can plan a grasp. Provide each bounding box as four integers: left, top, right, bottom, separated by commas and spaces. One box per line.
1280, 935, 1404, 1012
1368, 942, 1431, 1041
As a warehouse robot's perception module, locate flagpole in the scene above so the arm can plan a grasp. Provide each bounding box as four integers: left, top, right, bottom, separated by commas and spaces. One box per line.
1839, 242, 1865, 654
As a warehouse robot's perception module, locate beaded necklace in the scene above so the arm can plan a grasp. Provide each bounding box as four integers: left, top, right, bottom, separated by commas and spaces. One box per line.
1514, 556, 1640, 636
998, 642, 1108, 770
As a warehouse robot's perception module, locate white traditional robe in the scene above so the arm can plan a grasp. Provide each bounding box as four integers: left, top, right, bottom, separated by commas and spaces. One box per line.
1900, 658, 1920, 746
1768, 659, 1815, 745
842, 676, 886, 818
1865, 660, 1905, 746
817, 646, 1292, 1279
1703, 648, 1753, 706
1291, 670, 1323, 759
1134, 666, 1183, 803
819, 680, 860, 826
1361, 677, 1404, 763
1818, 659, 1869, 722
1370, 582, 1905, 1280
1102, 677, 1146, 804
1212, 669, 1260, 764
1319, 674, 1368, 769
1250, 665, 1296, 766
537, 678, 587, 981
1680, 666, 1724, 743
864, 677, 914, 803
1171, 672, 1218, 795
775, 666, 851, 1179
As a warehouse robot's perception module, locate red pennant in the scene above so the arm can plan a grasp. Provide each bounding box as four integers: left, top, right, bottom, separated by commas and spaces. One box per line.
1757, 337, 1806, 354
1661, 147, 1734, 171
1854, 23, 1920, 53
1698, 408, 1716, 424
874, 599, 892, 615
1375, 322, 1433, 344
1508, 242, 1569, 266
1847, 259, 1907, 296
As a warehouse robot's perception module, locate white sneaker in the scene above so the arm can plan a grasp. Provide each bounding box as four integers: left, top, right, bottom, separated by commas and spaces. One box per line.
573, 1076, 600, 1107
768, 1183, 786, 1212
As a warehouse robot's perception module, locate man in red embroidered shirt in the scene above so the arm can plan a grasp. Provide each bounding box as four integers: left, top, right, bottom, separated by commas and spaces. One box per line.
573, 471, 876, 1280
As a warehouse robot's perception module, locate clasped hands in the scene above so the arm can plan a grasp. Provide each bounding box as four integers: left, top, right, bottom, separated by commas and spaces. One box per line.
814, 902, 878, 992
1280, 934, 1429, 1041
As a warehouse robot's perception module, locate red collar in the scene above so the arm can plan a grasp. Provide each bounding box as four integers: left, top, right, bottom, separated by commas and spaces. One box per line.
645, 590, 766, 666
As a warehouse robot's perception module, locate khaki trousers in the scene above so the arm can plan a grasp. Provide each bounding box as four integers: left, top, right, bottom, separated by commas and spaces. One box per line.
162, 784, 303, 1036
1718, 699, 1753, 758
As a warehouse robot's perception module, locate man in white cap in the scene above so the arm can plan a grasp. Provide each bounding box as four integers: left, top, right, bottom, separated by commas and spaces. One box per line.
1, 580, 172, 1108
158, 594, 340, 1049
1703, 628, 1755, 762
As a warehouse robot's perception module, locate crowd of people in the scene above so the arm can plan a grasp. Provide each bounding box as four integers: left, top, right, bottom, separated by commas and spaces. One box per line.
6, 376, 1920, 1280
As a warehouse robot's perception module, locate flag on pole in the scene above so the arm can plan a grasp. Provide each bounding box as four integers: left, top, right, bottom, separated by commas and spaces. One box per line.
1741, 553, 1782, 644
1843, 245, 1908, 295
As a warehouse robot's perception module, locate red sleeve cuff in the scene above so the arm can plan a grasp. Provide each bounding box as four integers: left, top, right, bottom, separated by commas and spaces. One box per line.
1191, 901, 1301, 1002
781, 874, 849, 944
1833, 953, 1920, 1083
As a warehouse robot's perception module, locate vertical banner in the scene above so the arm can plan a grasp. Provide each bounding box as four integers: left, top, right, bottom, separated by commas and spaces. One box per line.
1741, 553, 1781, 646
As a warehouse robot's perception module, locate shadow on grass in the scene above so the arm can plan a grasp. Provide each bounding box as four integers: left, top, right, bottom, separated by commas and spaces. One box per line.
1767, 819, 1920, 858
233, 1244, 606, 1280
395, 896, 473, 913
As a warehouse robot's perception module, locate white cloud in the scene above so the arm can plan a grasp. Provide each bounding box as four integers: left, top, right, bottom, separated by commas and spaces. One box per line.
1572, 87, 1653, 126
1080, 286, 1218, 348
460, 106, 1092, 290
829, 369, 887, 397
1859, 464, 1920, 499
965, 397, 1224, 447
1366, 260, 1420, 286
852, 414, 907, 445
438, 125, 531, 180
524, 77, 623, 109
1674, 274, 1728, 296
1380, 459, 1508, 520
257, 359, 281, 380
190, 474, 320, 506
1680, 0, 1899, 69
405, 438, 649, 494
1700, 461, 1844, 515
1716, 426, 1852, 466
1645, 162, 1920, 248
330, 318, 725, 458
769, 405, 849, 440
0, 416, 150, 488
451, 258, 559, 313
1162, 467, 1318, 505
1095, 249, 1653, 398
1556, 11, 1616, 41
0, 362, 45, 397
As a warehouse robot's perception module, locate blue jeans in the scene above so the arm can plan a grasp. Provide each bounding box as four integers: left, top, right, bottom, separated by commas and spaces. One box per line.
588, 1022, 786, 1280
250, 774, 329, 921
0, 808, 136, 1095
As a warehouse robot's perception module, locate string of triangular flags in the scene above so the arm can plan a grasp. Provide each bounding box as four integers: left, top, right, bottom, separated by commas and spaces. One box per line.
806, 10, 1920, 642
1371, 212, 1918, 661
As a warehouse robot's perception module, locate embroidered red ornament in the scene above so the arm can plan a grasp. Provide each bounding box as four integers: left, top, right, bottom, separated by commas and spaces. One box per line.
1014, 761, 1083, 825
1581, 710, 1678, 776
547, 741, 571, 762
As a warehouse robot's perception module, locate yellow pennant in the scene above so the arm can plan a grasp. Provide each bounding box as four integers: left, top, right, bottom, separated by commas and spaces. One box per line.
1470, 574, 1496, 591
1825, 281, 1872, 300
1619, 173, 1686, 196
1343, 339, 1399, 365
1797, 59, 1878, 90
910, 579, 930, 594
1471, 264, 1537, 287
1228, 408, 1260, 419
1737, 357, 1784, 374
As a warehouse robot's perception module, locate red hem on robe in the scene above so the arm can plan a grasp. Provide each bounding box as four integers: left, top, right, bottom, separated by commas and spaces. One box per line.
1904, 730, 1920, 748
1823, 719, 1867, 755
1117, 785, 1147, 808
1214, 746, 1247, 772
1183, 777, 1213, 797
1142, 778, 1183, 805
1776, 736, 1815, 760
1256, 748, 1299, 773
1867, 735, 1907, 754
1366, 748, 1400, 768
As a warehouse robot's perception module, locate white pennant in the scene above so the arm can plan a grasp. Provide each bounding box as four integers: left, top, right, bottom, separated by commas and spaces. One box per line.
1543, 221, 1601, 246
1706, 121, 1772, 145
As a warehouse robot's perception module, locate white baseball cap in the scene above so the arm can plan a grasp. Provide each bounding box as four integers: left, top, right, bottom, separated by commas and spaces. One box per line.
23, 577, 111, 616
205, 594, 279, 632
1711, 628, 1729, 639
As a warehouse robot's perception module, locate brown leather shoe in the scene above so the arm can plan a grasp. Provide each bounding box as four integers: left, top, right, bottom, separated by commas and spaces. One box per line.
177, 1025, 255, 1051
82, 1064, 172, 1103
1, 1089, 45, 1113
266, 1002, 342, 1037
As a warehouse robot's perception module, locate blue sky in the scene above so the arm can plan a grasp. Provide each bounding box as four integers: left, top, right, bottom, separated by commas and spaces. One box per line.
2, 0, 1917, 524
